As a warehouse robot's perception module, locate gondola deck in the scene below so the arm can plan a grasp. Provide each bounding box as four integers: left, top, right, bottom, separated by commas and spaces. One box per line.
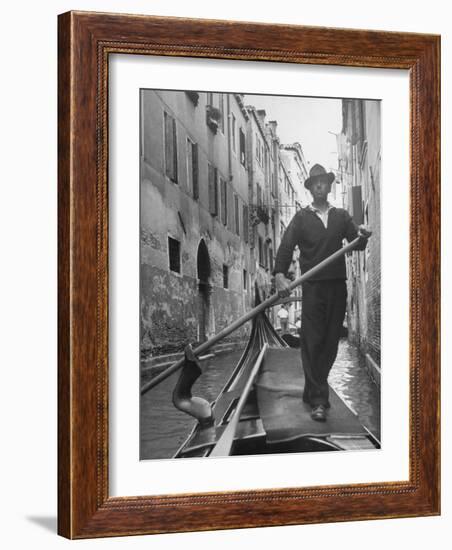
174, 311, 379, 458
256, 347, 368, 443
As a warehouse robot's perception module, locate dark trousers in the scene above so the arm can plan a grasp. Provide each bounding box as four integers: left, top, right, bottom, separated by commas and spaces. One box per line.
300, 280, 347, 407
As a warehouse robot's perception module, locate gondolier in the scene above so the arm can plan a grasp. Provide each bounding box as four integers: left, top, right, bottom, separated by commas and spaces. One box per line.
273, 164, 371, 422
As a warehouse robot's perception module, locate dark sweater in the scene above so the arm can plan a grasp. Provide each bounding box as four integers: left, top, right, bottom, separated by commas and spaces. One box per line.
273, 206, 367, 281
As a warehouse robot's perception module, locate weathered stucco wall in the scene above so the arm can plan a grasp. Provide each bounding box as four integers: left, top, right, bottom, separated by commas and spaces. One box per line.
140, 90, 253, 357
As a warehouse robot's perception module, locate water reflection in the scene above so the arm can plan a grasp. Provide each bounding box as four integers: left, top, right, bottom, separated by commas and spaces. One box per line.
329, 340, 381, 441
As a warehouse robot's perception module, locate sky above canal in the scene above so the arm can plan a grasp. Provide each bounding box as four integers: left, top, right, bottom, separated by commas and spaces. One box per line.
244, 93, 342, 176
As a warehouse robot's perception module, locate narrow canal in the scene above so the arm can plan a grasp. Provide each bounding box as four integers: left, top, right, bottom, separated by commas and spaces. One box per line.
140, 338, 380, 460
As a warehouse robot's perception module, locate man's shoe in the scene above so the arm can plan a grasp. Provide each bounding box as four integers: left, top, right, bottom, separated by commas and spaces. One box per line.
311, 404, 327, 422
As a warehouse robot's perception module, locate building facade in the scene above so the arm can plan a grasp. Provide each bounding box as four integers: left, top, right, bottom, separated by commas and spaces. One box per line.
140, 90, 253, 356
276, 143, 310, 326
339, 99, 381, 374
140, 90, 311, 357
280, 142, 310, 206
246, 107, 275, 303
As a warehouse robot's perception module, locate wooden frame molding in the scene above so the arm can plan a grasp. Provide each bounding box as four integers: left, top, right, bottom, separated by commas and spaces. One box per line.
58, 11, 440, 539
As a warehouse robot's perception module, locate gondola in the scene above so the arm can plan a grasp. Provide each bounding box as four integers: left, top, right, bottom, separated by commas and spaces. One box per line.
140, 237, 380, 459
172, 292, 379, 458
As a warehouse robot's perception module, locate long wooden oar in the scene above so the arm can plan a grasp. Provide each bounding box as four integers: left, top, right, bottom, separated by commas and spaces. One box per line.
209, 343, 268, 457
141, 236, 363, 395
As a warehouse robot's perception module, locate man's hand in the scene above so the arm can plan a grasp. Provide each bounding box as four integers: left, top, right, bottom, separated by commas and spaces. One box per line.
275, 273, 292, 298
358, 225, 372, 239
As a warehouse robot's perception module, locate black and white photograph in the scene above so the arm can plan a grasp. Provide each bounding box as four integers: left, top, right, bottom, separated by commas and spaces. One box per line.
139, 89, 381, 460
1, 0, 446, 546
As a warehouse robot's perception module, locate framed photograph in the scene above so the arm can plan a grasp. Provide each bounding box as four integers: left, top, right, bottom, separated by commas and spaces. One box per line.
58, 11, 440, 539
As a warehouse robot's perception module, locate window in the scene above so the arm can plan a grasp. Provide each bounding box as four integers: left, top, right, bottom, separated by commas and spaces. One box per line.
208, 163, 218, 216
164, 111, 178, 182
239, 128, 246, 166
234, 195, 240, 235
220, 177, 228, 225
231, 113, 236, 152
243, 205, 249, 244
168, 237, 181, 273
243, 269, 247, 290
223, 264, 229, 289
186, 138, 199, 199
207, 92, 214, 106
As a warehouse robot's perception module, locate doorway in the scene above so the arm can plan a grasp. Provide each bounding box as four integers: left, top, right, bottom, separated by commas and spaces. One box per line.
197, 240, 211, 342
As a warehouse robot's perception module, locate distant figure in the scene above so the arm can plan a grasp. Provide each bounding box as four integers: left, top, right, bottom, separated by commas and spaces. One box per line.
277, 304, 289, 333
273, 164, 371, 422
295, 315, 302, 334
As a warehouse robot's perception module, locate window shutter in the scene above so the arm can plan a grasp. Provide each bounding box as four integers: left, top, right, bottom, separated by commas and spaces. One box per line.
164, 112, 177, 182
208, 164, 214, 214
172, 117, 178, 182
208, 164, 218, 216
221, 178, 227, 225
231, 114, 236, 151
186, 138, 192, 187
235, 195, 240, 235
243, 205, 249, 243
164, 112, 172, 178
240, 129, 246, 165
219, 94, 225, 133
192, 143, 199, 199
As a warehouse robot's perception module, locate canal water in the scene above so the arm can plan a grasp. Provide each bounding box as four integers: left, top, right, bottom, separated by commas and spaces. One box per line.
140, 349, 242, 460
140, 338, 380, 460
329, 341, 381, 442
